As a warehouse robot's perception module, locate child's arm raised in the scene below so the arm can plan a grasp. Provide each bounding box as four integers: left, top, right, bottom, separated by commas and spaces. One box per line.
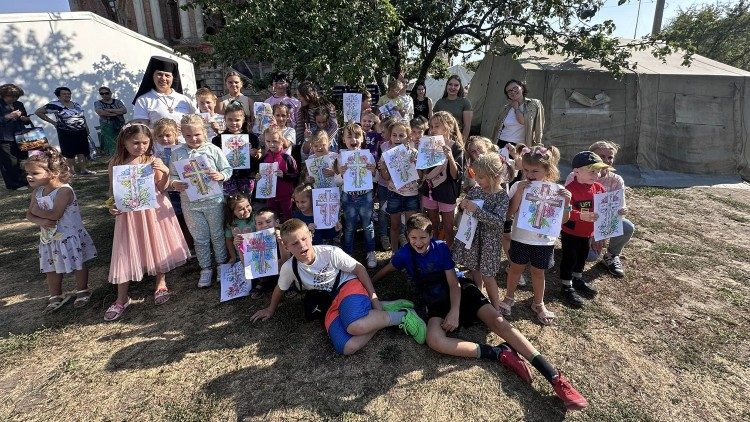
506, 181, 529, 218
29, 187, 73, 221
441, 269, 461, 332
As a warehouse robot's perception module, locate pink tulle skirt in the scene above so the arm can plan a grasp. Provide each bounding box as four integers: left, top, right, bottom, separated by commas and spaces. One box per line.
108, 191, 190, 284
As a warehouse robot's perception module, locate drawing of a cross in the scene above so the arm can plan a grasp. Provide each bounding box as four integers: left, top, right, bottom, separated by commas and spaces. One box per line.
249, 234, 273, 273
524, 184, 563, 229
423, 139, 444, 165
228, 136, 245, 150
258, 163, 276, 196
315, 190, 339, 227
346, 151, 369, 187
182, 160, 210, 195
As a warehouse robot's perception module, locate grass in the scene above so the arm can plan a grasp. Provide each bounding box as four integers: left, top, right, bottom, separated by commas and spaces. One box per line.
1, 165, 750, 420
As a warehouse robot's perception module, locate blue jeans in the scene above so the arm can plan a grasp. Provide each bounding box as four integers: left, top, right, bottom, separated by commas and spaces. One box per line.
587, 218, 636, 261
342, 190, 375, 254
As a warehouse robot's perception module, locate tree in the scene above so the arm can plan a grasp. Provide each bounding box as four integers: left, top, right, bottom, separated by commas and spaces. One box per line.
661, 1, 750, 71
186, 0, 676, 90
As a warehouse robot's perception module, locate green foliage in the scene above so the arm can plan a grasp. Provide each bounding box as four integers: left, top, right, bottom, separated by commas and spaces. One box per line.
661, 1, 750, 71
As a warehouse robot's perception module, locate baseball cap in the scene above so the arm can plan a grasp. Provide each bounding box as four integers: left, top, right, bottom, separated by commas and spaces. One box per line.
571, 151, 611, 170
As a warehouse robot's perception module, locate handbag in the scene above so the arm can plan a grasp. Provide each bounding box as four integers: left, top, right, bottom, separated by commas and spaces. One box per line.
291, 257, 343, 321
14, 127, 49, 151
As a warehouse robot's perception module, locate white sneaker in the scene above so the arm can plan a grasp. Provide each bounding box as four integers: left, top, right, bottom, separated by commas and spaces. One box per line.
197, 268, 213, 288
366, 251, 377, 268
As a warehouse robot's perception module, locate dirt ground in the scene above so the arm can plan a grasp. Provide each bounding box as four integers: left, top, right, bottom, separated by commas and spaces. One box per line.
1, 165, 749, 421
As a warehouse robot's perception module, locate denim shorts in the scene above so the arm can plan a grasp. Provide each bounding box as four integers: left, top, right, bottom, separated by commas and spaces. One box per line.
386, 191, 420, 214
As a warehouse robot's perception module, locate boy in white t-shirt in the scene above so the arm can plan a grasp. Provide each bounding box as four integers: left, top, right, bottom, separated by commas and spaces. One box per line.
250, 219, 426, 355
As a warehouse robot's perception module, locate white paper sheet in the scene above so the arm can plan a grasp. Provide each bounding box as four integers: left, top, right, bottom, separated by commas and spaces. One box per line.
343, 93, 363, 124
382, 144, 419, 190
339, 150, 374, 192
593, 188, 625, 241
173, 155, 223, 201
312, 187, 340, 229
516, 181, 565, 237
241, 228, 279, 279
454, 200, 484, 249
255, 162, 279, 199
219, 262, 252, 302
221, 134, 251, 169
112, 164, 158, 212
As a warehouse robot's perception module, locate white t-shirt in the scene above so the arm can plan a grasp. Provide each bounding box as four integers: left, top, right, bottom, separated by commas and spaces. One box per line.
277, 245, 358, 291
498, 108, 525, 143
133, 89, 195, 127
508, 182, 564, 246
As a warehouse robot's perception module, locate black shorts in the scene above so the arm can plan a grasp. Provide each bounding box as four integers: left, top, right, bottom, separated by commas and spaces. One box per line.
503, 220, 513, 234
57, 129, 89, 158
426, 283, 490, 327
508, 240, 555, 269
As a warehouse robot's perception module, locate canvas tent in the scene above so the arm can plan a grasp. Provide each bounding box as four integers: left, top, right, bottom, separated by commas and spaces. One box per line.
0, 12, 196, 147
469, 42, 750, 180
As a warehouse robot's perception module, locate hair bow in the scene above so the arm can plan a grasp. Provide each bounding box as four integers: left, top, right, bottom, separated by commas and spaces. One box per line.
521, 146, 531, 155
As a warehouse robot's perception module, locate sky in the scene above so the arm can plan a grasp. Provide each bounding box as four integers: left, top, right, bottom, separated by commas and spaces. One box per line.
0, 0, 70, 14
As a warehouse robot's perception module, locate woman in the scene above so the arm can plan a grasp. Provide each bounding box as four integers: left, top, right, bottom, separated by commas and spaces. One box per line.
411, 82, 433, 120
492, 79, 544, 148
0, 83, 31, 190
265, 71, 299, 127
35, 86, 94, 174
132, 56, 195, 127
93, 86, 127, 156
433, 75, 472, 141
216, 70, 253, 117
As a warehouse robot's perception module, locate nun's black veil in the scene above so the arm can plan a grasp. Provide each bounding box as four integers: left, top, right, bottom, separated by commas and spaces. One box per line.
132, 56, 184, 105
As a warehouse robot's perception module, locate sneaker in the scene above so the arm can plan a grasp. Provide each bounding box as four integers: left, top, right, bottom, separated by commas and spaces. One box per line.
561, 285, 585, 308
399, 308, 426, 344
399, 234, 408, 247
602, 254, 625, 278
197, 268, 213, 288
498, 347, 533, 384
381, 299, 415, 312
572, 277, 598, 298
380, 235, 392, 251
552, 373, 589, 411
366, 251, 377, 268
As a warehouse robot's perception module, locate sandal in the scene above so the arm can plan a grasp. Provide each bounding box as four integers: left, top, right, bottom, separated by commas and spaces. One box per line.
43, 294, 70, 314
104, 298, 131, 321
497, 296, 515, 316
73, 289, 91, 308
531, 302, 555, 325
154, 288, 171, 305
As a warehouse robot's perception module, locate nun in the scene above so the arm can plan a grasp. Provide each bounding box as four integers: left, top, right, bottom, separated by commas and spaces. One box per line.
132, 56, 195, 127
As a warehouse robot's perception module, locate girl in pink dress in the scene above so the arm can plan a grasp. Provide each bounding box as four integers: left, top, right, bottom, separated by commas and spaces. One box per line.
104, 122, 190, 321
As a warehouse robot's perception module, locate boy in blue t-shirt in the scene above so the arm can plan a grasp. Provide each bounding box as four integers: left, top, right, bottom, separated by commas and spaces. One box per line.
371, 215, 588, 411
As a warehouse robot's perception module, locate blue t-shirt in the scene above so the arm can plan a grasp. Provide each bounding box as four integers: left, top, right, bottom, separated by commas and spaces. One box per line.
392, 239, 455, 278
293, 210, 338, 244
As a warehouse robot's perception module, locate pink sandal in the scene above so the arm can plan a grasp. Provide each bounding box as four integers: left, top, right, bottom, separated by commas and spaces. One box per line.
104, 298, 131, 321
154, 288, 171, 305
498, 296, 515, 316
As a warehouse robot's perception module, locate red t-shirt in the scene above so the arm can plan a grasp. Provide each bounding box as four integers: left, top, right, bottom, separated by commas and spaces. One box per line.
562, 179, 605, 238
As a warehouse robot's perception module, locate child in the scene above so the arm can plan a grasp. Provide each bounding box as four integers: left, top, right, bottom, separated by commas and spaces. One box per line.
409, 116, 429, 145
265, 71, 300, 127
105, 123, 190, 321
565, 141, 632, 278
372, 115, 392, 250
250, 219, 426, 355
377, 78, 413, 120
379, 120, 419, 252
559, 151, 610, 307
152, 118, 193, 250
504, 145, 571, 324
452, 153, 510, 309
302, 106, 340, 157
362, 111, 382, 160
292, 183, 341, 245
211, 102, 262, 196
246, 207, 292, 299
463, 136, 498, 193
304, 130, 340, 188
258, 127, 298, 222
338, 123, 378, 268
170, 114, 233, 288
224, 193, 254, 265
25, 147, 96, 313
419, 111, 464, 246
371, 215, 588, 411
196, 87, 221, 139
272, 103, 296, 156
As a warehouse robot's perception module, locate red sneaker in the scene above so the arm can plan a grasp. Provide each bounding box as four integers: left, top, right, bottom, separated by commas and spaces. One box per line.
552, 373, 588, 411
498, 347, 532, 384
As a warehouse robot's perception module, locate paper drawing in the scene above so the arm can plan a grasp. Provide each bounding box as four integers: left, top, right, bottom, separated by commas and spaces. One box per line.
455, 200, 484, 249
222, 134, 251, 169
253, 102, 274, 133
219, 262, 251, 302
112, 164, 157, 212
339, 150, 373, 192
174, 155, 223, 201
241, 228, 279, 279
593, 188, 624, 241
382, 144, 419, 190
416, 135, 446, 169
517, 181, 565, 237
312, 188, 340, 229
255, 162, 278, 199
343, 93, 363, 124
305, 154, 335, 188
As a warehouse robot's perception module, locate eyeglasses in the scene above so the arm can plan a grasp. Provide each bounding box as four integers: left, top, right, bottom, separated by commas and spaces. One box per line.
505, 86, 520, 94
99, 92, 111, 95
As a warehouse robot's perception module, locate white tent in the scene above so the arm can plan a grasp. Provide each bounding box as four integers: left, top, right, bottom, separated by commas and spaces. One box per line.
0, 12, 197, 147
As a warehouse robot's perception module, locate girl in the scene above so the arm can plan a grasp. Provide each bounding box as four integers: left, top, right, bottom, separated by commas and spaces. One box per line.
294, 81, 335, 146
272, 103, 296, 156
266, 72, 300, 127
211, 102, 262, 196
452, 153, 510, 309
362, 111, 381, 160
374, 117, 396, 250
302, 106, 340, 158
410, 82, 433, 120
25, 148, 96, 313
292, 183, 341, 245
463, 136, 498, 193
419, 111, 464, 247
224, 193, 254, 265
258, 127, 298, 222
338, 123, 378, 268
217, 71, 253, 118
379, 120, 419, 252
105, 123, 190, 321
247, 207, 292, 299
171, 114, 233, 288
304, 130, 339, 188
504, 145, 571, 324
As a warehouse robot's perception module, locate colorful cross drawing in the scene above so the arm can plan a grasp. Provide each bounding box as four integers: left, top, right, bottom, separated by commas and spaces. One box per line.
113, 164, 156, 212
416, 136, 446, 169
220, 262, 251, 302
343, 93, 362, 123
242, 228, 279, 279
222, 134, 250, 169
593, 189, 624, 241
313, 188, 340, 229
256, 162, 278, 199
341, 150, 372, 191
383, 144, 418, 190
524, 183, 563, 229
182, 159, 211, 195
306, 155, 334, 188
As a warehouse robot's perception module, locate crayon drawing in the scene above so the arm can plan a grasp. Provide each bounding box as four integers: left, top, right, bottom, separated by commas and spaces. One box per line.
241, 228, 279, 279
253, 102, 274, 133
416, 135, 446, 169
174, 155, 223, 201
343, 93, 363, 124
222, 134, 251, 169
382, 144, 419, 190
517, 181, 565, 237
593, 188, 624, 241
219, 262, 251, 302
255, 162, 278, 199
339, 150, 373, 192
112, 164, 157, 212
305, 154, 335, 188
312, 188, 340, 229
454, 200, 484, 249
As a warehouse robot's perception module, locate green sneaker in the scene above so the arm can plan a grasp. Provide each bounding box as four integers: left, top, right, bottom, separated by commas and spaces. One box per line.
399, 308, 427, 344
381, 299, 415, 312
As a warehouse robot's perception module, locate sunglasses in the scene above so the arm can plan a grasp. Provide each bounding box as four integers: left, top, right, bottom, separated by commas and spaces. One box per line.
99, 91, 111, 95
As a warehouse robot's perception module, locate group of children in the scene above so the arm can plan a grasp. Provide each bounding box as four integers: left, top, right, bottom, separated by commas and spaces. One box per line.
22, 80, 636, 412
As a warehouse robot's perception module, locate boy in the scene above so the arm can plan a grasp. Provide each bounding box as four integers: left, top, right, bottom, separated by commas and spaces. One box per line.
250, 219, 426, 355
372, 215, 588, 411
409, 116, 429, 145
195, 87, 222, 139
243, 208, 292, 299
560, 151, 610, 307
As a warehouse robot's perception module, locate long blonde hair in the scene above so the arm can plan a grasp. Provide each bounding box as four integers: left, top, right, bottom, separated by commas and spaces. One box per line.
430, 111, 464, 149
